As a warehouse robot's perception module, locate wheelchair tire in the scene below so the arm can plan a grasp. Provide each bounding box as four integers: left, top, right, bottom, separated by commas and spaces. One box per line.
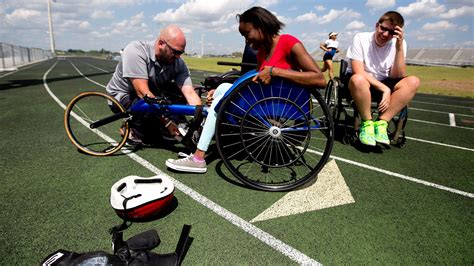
324, 78, 339, 122
64, 91, 129, 156
215, 78, 334, 192
388, 112, 408, 148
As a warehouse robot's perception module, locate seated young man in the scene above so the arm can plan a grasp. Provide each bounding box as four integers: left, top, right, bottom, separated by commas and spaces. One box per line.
345, 11, 420, 146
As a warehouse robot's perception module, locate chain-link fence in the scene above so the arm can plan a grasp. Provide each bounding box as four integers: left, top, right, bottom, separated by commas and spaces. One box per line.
0, 43, 54, 71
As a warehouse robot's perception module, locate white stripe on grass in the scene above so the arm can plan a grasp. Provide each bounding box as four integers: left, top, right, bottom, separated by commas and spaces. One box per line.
406, 136, 474, 152
412, 100, 473, 110
410, 107, 474, 118
449, 113, 456, 127
44, 58, 321, 266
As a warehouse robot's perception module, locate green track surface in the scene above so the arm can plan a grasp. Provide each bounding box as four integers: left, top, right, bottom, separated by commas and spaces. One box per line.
0, 57, 472, 264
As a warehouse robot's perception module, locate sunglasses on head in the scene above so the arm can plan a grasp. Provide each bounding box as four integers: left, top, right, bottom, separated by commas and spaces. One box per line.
378, 24, 396, 35
162, 40, 184, 56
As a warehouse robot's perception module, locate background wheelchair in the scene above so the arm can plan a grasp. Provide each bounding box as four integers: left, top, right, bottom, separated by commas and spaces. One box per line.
324, 59, 408, 147
64, 67, 334, 192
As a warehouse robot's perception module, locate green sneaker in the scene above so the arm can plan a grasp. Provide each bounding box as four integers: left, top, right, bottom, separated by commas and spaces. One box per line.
359, 120, 376, 146
374, 120, 390, 145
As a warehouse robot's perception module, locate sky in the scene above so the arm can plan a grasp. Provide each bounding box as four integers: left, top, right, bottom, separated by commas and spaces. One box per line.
1, 0, 473, 55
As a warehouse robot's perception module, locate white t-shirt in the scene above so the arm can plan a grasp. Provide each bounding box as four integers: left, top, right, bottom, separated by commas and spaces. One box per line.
324, 39, 339, 49
346, 32, 407, 81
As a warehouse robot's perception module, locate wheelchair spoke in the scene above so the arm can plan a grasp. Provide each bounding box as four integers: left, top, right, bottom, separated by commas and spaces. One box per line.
216, 78, 333, 191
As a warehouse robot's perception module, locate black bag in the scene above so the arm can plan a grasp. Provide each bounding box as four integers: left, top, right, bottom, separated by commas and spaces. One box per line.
41, 225, 192, 266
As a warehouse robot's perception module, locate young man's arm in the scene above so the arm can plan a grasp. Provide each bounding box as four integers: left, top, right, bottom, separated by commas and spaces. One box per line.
390, 25, 407, 78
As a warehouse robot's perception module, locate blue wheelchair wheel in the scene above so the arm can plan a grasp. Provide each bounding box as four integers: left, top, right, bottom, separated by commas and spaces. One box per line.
215, 78, 334, 191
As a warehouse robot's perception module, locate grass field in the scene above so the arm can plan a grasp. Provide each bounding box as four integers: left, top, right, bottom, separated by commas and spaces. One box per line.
0, 57, 473, 265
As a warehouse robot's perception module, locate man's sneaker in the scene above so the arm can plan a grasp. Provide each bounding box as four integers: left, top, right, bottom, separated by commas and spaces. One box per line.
359, 120, 376, 146
374, 120, 390, 145
166, 154, 207, 173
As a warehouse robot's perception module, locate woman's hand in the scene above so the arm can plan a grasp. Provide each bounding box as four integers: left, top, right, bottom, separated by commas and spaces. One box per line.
252, 66, 273, 85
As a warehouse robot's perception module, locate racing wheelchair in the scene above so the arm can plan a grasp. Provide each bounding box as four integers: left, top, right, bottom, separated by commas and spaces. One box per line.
64, 69, 334, 192
324, 59, 408, 147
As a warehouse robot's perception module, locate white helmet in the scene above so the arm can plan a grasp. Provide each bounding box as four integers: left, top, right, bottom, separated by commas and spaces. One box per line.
110, 175, 175, 220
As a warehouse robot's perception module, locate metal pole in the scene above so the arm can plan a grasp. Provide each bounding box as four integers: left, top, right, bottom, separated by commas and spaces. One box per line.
0, 43, 5, 70
201, 33, 204, 58
47, 0, 56, 56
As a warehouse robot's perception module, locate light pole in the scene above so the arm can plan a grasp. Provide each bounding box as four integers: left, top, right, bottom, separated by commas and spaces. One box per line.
201, 33, 204, 58
47, 0, 56, 56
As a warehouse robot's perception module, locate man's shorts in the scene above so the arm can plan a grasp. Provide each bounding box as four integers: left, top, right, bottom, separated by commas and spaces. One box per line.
342, 73, 404, 102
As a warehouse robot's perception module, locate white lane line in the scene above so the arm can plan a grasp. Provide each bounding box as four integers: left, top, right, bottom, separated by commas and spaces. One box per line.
406, 136, 474, 151
68, 59, 106, 88
410, 107, 474, 118
75, 58, 113, 73
304, 149, 473, 199
44, 58, 321, 265
412, 100, 473, 110
449, 113, 456, 127
409, 118, 474, 130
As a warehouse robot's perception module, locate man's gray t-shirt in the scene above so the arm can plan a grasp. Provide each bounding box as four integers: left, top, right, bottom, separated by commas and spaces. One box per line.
106, 40, 192, 104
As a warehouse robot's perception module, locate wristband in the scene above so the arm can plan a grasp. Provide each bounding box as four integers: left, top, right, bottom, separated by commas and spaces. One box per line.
269, 66, 274, 76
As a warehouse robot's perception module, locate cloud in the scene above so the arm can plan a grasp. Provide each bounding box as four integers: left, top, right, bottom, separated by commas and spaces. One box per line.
5, 8, 41, 24
295, 8, 360, 24
58, 20, 91, 32
255, 0, 279, 7
345, 20, 366, 30
397, 0, 446, 18
439, 6, 474, 19
111, 12, 148, 35
295, 12, 317, 22
152, 0, 253, 33
314, 5, 325, 12
459, 25, 469, 32
421, 20, 456, 31
318, 8, 361, 24
365, 0, 396, 10
4, 8, 44, 29
91, 10, 114, 19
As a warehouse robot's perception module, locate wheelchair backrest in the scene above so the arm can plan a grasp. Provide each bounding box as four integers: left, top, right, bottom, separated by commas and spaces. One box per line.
339, 59, 349, 80
240, 44, 257, 74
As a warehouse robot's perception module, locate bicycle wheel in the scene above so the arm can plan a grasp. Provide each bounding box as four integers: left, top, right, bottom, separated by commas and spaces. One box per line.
64, 91, 129, 156
215, 78, 334, 192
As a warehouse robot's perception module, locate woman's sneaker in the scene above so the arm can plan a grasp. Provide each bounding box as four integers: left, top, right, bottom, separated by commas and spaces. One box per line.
359, 120, 376, 146
166, 154, 207, 173
374, 120, 390, 145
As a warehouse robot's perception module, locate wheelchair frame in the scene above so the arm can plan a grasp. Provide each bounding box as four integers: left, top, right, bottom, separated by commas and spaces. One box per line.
64, 69, 334, 191
324, 59, 408, 147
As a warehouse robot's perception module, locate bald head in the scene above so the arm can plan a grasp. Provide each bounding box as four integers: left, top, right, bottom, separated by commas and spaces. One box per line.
159, 25, 186, 48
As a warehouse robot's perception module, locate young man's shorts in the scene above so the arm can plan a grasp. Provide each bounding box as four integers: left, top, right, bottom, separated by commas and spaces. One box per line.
342, 73, 404, 102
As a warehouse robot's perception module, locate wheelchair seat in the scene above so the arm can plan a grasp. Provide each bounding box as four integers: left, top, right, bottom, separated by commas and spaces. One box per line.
326, 59, 408, 147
